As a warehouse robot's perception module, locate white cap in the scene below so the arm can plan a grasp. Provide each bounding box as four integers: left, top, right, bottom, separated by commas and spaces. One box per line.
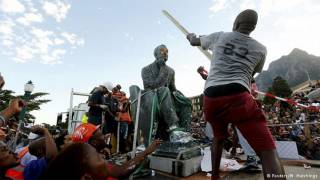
101, 81, 113, 92
28, 132, 39, 140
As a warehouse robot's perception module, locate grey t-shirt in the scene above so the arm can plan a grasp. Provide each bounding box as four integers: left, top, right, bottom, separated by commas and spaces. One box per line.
200, 31, 267, 92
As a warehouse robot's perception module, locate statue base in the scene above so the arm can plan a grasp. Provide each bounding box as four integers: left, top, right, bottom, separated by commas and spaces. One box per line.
150, 141, 206, 177
153, 141, 202, 159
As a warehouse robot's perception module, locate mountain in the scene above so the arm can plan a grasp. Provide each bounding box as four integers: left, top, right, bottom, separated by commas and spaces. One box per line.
256, 48, 320, 92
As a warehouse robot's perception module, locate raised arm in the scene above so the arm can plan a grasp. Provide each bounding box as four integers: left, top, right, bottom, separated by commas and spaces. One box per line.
197, 66, 208, 80
31, 126, 58, 159
187, 33, 201, 46
102, 139, 162, 179
0, 98, 25, 127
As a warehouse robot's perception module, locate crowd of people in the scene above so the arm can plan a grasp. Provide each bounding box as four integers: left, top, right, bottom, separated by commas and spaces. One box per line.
263, 90, 320, 160
0, 74, 163, 180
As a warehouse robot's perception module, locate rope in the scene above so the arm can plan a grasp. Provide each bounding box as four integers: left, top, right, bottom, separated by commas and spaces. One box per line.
254, 90, 320, 112
267, 121, 320, 127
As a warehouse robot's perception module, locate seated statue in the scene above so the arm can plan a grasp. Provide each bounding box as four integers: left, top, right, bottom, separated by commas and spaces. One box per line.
130, 44, 193, 146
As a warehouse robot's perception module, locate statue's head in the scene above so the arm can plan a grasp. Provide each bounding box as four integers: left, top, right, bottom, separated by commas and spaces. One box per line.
154, 44, 168, 64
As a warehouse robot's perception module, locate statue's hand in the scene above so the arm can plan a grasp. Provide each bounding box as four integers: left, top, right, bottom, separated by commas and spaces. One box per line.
172, 91, 177, 96
156, 59, 166, 67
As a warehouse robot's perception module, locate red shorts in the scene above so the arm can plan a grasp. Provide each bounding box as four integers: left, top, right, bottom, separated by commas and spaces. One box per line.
204, 92, 275, 152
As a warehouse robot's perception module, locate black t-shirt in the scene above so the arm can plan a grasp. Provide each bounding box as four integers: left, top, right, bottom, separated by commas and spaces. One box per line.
88, 90, 105, 116
105, 96, 120, 116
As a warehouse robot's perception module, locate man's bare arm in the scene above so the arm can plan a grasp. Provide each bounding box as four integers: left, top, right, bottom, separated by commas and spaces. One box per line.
104, 139, 162, 178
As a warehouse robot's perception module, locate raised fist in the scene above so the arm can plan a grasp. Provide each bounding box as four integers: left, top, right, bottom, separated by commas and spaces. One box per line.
197, 66, 205, 74
187, 33, 196, 41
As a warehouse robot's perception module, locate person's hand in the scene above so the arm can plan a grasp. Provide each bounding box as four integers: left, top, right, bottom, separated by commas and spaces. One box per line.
144, 139, 163, 155
0, 74, 4, 90
197, 66, 205, 74
100, 147, 111, 159
31, 125, 48, 135
187, 33, 196, 41
8, 98, 25, 114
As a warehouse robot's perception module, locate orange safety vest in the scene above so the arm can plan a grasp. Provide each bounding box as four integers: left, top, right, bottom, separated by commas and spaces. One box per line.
5, 165, 24, 180
112, 92, 123, 101
118, 112, 132, 123
112, 92, 132, 123
18, 147, 29, 160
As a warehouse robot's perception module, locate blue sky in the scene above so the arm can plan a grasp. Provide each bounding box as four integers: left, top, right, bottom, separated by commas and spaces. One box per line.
1, 0, 320, 125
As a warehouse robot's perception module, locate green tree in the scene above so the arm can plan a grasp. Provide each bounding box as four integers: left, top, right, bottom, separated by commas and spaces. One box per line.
272, 76, 292, 98
263, 87, 276, 105
0, 90, 51, 123
0, 90, 16, 109
22, 92, 51, 123
263, 76, 292, 105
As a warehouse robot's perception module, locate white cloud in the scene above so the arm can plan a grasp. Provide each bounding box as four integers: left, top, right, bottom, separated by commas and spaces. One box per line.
31, 28, 53, 38
31, 28, 54, 54
0, 0, 84, 64
14, 45, 35, 62
52, 49, 65, 57
42, 0, 71, 22
41, 49, 65, 64
16, 13, 43, 26
0, 20, 15, 37
61, 32, 85, 46
54, 38, 64, 45
0, 0, 25, 14
2, 39, 13, 46
209, 0, 228, 13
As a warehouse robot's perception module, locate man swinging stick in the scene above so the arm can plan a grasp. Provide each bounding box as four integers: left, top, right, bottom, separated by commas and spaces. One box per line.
187, 9, 286, 180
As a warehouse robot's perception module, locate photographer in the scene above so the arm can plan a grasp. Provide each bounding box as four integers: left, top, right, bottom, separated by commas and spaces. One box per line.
88, 82, 113, 126
103, 90, 120, 135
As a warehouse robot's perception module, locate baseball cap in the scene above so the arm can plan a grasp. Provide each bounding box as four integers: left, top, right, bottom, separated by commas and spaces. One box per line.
72, 123, 100, 143
101, 81, 113, 92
